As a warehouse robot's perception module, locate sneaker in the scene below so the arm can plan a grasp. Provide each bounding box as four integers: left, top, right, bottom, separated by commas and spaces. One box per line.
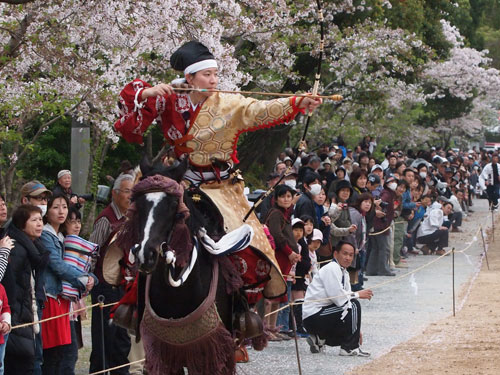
420, 245, 431, 255
306, 334, 325, 353
357, 348, 371, 357
339, 347, 371, 357
277, 332, 292, 341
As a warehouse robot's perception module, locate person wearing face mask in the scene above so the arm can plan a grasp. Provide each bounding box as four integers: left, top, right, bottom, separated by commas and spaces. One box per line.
294, 173, 323, 228
20, 181, 53, 217
3, 205, 49, 375
365, 176, 398, 276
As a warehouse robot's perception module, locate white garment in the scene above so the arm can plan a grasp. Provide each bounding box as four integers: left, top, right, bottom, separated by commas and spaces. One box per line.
478, 162, 500, 190
417, 204, 444, 238
303, 260, 358, 321
449, 195, 462, 214
309, 250, 319, 278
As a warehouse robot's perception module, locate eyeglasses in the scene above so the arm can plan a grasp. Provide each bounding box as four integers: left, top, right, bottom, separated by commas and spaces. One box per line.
28, 195, 48, 202
117, 189, 132, 194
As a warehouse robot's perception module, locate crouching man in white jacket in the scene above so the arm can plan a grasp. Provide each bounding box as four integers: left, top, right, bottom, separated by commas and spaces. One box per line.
303, 241, 373, 356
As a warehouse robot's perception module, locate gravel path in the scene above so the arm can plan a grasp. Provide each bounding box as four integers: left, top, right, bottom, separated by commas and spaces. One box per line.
237, 198, 492, 375
76, 198, 493, 374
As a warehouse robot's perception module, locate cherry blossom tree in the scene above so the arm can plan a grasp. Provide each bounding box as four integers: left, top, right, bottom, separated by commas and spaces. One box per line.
423, 20, 500, 147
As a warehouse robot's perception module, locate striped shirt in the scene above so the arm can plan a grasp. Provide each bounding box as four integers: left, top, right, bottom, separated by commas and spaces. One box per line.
0, 247, 9, 281
89, 201, 123, 248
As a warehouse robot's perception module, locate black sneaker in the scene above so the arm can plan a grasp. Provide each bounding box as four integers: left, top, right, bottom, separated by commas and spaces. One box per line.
339, 347, 371, 357
306, 334, 325, 353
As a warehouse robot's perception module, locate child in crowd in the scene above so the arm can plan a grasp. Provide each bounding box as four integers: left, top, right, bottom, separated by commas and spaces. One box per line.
301, 215, 315, 241
0, 282, 11, 375
307, 229, 322, 280
291, 218, 311, 336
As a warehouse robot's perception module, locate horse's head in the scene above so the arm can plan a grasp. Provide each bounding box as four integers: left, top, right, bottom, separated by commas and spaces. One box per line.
119, 157, 189, 274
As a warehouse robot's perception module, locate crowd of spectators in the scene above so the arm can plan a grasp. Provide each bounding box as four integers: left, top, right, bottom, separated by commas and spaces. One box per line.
256, 138, 494, 356
0, 169, 144, 374
0, 137, 497, 370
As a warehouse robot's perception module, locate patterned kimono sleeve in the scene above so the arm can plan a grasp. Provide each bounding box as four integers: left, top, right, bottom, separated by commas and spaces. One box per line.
234, 96, 305, 132
113, 79, 161, 144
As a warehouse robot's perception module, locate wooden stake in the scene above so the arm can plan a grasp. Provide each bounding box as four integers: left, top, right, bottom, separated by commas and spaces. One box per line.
289, 303, 303, 375
480, 226, 490, 270
452, 247, 456, 317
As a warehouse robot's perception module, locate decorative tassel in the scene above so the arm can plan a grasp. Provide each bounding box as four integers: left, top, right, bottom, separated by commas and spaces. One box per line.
142, 323, 236, 375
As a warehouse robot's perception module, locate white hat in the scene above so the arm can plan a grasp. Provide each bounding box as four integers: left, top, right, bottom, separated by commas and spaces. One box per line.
57, 170, 71, 179
371, 164, 383, 173
311, 229, 323, 242
291, 218, 304, 227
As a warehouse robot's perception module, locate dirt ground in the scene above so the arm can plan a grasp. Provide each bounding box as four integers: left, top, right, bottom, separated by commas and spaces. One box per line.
350, 224, 500, 375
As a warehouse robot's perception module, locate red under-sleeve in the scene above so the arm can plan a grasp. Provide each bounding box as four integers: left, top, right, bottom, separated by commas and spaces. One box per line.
113, 79, 160, 144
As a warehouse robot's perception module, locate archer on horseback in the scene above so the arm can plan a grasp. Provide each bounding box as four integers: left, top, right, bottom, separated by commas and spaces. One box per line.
111, 41, 322, 373
114, 40, 322, 299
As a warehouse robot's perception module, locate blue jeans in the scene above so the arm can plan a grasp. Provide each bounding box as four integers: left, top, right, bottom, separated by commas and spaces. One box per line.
276, 281, 292, 332
0, 333, 8, 375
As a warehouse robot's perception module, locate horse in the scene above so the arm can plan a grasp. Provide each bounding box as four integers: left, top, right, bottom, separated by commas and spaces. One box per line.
115, 158, 257, 375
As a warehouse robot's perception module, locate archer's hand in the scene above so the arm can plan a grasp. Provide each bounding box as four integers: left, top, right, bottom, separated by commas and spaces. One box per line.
297, 95, 322, 112
142, 84, 175, 99
171, 82, 194, 94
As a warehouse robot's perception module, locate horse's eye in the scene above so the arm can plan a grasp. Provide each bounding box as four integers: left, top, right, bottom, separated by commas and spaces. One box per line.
131, 243, 140, 254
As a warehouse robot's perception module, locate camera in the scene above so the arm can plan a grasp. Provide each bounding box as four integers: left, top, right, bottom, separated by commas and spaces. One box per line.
79, 193, 94, 202
379, 201, 389, 222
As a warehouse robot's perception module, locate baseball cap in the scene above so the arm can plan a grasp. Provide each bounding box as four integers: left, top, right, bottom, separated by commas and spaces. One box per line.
368, 173, 381, 184
291, 218, 305, 227
21, 181, 52, 198
311, 229, 323, 242
371, 164, 383, 173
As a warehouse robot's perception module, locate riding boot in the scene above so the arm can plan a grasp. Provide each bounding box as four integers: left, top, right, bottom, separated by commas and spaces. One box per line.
292, 300, 306, 334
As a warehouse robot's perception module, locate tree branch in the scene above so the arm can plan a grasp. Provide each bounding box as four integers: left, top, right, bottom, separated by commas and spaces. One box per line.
7, 90, 91, 174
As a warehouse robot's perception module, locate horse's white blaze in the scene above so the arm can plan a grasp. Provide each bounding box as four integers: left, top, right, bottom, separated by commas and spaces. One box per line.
138, 191, 167, 264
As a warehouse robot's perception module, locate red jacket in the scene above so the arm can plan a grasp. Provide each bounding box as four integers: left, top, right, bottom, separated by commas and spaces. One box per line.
0, 283, 11, 345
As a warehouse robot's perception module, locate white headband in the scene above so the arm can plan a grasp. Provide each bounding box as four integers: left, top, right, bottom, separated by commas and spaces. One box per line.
184, 59, 218, 75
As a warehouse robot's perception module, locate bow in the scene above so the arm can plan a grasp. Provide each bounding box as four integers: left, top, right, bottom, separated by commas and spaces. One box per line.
243, 0, 327, 223
299, 0, 325, 149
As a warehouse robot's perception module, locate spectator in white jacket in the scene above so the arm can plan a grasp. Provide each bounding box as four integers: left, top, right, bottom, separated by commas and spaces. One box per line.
416, 201, 453, 255
303, 241, 373, 357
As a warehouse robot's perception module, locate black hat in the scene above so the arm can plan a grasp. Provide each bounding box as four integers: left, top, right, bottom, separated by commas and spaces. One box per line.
335, 180, 353, 195
170, 41, 217, 74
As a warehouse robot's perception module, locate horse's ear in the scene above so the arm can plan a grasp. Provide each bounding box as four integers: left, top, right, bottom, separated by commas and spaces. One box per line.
168, 157, 189, 183
140, 154, 153, 176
